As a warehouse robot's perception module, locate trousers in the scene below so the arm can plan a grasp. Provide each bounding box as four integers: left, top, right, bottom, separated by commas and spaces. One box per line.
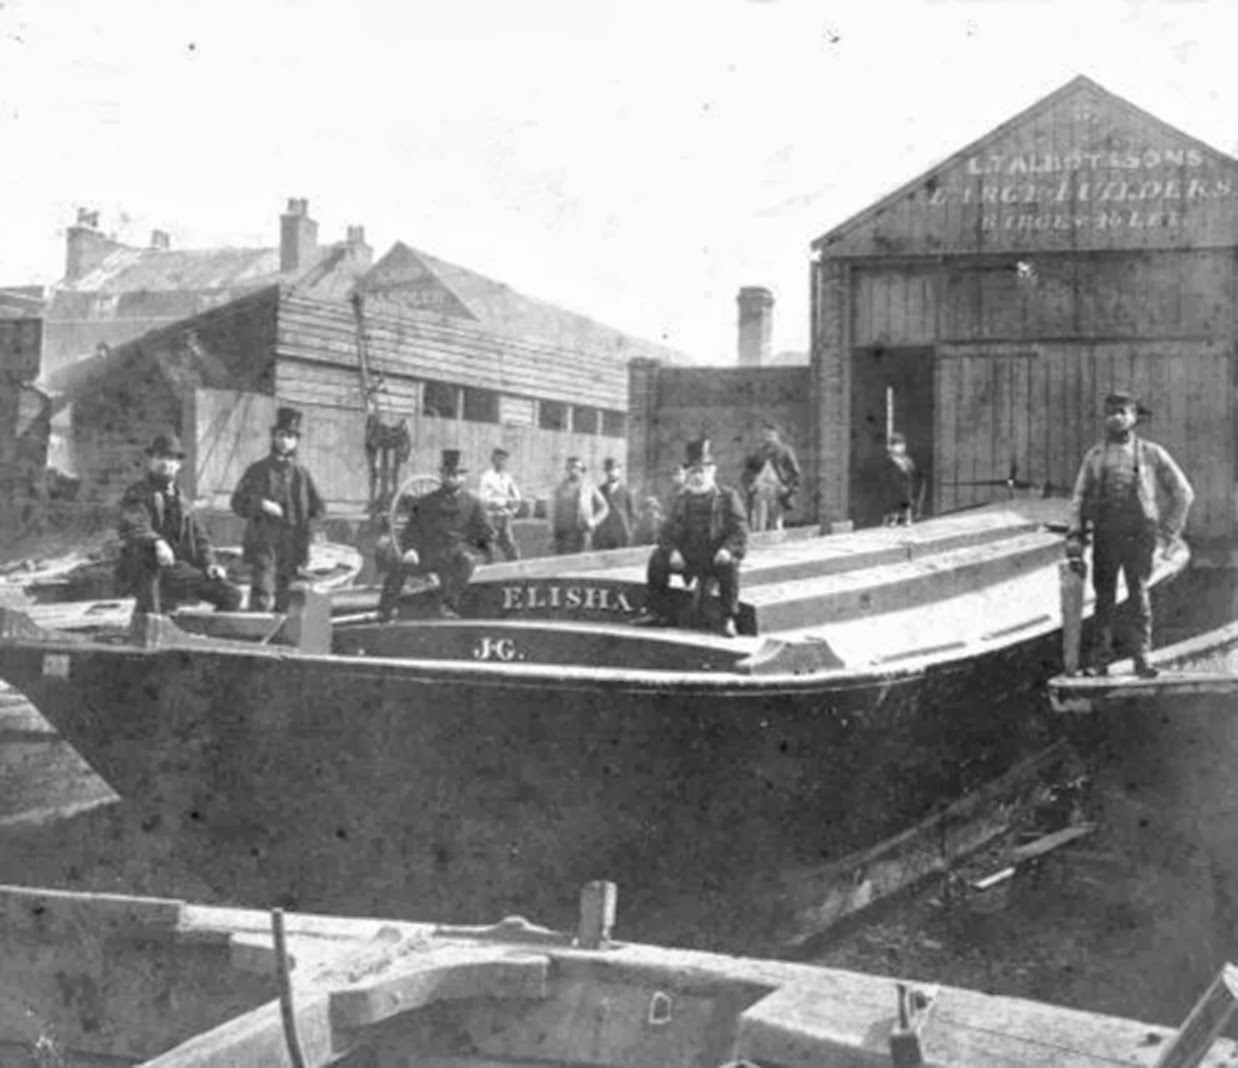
248, 529, 305, 613
378, 545, 477, 617
118, 549, 244, 615
1091, 520, 1156, 659
646, 547, 740, 619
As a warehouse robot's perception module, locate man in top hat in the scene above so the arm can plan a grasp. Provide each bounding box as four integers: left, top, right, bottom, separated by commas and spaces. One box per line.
635, 437, 748, 637
741, 420, 801, 532
593, 457, 635, 551
378, 449, 494, 620
1066, 389, 1194, 678
549, 456, 609, 555
477, 446, 522, 562
230, 406, 325, 612
116, 431, 244, 615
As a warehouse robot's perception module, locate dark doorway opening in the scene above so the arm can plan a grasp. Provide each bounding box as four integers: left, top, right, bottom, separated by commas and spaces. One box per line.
849, 346, 936, 528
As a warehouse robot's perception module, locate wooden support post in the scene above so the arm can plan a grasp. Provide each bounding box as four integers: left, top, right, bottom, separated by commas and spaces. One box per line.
1155, 964, 1238, 1068
271, 908, 308, 1068
577, 880, 617, 949
1059, 559, 1084, 676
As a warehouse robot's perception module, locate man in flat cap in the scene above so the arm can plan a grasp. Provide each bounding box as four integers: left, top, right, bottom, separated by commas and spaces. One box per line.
230, 406, 325, 612
477, 446, 522, 562
741, 419, 801, 532
635, 437, 748, 637
594, 457, 635, 551
549, 456, 609, 555
116, 431, 243, 615
1067, 389, 1194, 678
379, 449, 494, 620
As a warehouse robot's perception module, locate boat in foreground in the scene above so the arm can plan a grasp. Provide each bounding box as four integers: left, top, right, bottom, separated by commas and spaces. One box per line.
0, 501, 1187, 926
3, 881, 1233, 1067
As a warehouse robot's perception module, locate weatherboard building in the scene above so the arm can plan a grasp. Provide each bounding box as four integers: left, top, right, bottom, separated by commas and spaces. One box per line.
809, 74, 1238, 549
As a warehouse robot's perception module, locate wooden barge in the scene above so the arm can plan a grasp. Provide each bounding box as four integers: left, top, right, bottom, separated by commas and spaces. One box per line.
0, 501, 1187, 928
3, 881, 1236, 1067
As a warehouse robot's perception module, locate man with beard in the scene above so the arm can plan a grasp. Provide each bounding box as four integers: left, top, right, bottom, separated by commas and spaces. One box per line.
116, 431, 243, 615
1066, 390, 1194, 679
230, 406, 325, 612
633, 437, 748, 637
594, 457, 635, 550
741, 420, 801, 532
378, 449, 494, 620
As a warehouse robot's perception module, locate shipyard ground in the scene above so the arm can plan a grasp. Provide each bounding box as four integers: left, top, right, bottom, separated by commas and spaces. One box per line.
0, 560, 1234, 1032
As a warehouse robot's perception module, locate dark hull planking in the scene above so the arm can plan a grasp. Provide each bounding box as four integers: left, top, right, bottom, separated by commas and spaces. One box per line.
0, 626, 1062, 935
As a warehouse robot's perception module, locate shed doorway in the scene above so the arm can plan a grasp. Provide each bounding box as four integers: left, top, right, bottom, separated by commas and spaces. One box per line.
849, 346, 935, 528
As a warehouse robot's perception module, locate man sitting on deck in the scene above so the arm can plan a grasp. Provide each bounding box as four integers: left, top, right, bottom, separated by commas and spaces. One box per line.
116, 432, 244, 616
1066, 390, 1194, 679
633, 438, 748, 638
378, 449, 495, 621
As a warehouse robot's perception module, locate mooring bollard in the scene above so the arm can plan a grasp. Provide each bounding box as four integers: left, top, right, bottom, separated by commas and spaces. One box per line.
577, 880, 618, 949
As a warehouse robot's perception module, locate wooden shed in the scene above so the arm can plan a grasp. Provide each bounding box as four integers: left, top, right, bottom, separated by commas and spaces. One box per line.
810, 75, 1238, 548
61, 241, 682, 512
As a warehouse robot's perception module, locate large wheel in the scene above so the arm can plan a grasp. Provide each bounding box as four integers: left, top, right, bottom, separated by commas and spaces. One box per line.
374, 473, 441, 574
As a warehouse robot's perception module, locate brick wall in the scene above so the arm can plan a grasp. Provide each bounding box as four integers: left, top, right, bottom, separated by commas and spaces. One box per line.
626, 360, 812, 519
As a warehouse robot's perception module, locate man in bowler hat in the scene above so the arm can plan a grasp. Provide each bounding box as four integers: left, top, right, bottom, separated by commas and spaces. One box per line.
1066, 390, 1194, 678
230, 406, 325, 612
378, 449, 494, 620
635, 437, 748, 637
116, 431, 243, 615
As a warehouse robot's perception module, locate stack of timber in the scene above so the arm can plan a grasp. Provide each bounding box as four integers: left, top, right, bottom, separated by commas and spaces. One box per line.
3, 881, 1237, 1067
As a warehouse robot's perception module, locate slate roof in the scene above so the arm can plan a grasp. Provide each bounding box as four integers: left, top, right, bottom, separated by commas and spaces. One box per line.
59, 246, 282, 294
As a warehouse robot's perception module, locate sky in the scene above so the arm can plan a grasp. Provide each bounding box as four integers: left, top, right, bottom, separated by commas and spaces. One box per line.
1, 0, 1237, 362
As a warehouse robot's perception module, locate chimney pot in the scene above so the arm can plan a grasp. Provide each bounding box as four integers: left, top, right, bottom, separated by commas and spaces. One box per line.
346, 225, 365, 245
149, 229, 171, 250
737, 286, 775, 367
280, 197, 318, 272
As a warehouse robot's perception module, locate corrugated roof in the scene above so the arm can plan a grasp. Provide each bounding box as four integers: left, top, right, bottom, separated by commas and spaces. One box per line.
361, 242, 688, 364
61, 246, 282, 294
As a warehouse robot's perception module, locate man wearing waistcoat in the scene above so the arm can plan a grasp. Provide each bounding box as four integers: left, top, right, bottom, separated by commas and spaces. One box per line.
1066, 390, 1194, 678
230, 406, 326, 612
635, 437, 748, 638
116, 432, 244, 615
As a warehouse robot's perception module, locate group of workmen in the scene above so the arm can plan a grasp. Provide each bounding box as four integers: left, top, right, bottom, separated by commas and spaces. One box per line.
116, 389, 1195, 667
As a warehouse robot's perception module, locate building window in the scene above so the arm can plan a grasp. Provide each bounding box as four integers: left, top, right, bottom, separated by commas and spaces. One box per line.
602, 410, 626, 438
462, 387, 499, 424
423, 380, 459, 419
572, 406, 600, 435
499, 395, 536, 427
538, 399, 567, 431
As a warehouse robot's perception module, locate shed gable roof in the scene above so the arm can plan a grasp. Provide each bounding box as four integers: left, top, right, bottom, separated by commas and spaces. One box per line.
814, 75, 1238, 258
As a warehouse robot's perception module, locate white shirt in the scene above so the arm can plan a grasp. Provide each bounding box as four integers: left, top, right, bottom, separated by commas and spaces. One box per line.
478, 468, 520, 513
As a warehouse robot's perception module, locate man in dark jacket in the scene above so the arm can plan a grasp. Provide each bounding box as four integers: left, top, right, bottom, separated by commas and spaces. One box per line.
116, 432, 243, 615
1066, 390, 1194, 678
635, 438, 748, 637
741, 420, 801, 532
378, 449, 495, 620
594, 457, 635, 550
230, 407, 325, 612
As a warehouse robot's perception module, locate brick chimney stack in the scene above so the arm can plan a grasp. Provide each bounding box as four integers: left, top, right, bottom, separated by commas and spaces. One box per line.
149, 229, 171, 250
280, 197, 318, 273
737, 286, 774, 367
64, 207, 126, 283
343, 224, 372, 268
